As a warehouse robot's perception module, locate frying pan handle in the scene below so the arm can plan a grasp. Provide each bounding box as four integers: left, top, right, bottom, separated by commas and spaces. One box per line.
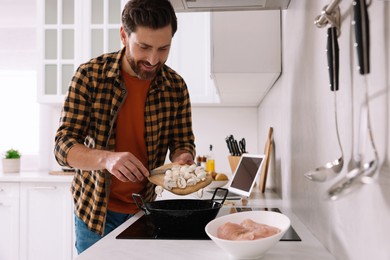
132, 193, 150, 215
326, 26, 339, 91
211, 188, 228, 205
353, 0, 370, 74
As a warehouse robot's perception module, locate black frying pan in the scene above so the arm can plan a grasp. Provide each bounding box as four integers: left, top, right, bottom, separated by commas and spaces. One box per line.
132, 188, 228, 232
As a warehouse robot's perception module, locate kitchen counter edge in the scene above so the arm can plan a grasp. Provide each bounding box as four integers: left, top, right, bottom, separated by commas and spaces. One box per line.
0, 171, 73, 183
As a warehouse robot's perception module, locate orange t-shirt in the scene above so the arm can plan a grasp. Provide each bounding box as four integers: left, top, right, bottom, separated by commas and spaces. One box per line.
107, 71, 151, 214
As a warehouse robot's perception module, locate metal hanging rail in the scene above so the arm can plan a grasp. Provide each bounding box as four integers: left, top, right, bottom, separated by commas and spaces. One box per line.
314, 0, 342, 28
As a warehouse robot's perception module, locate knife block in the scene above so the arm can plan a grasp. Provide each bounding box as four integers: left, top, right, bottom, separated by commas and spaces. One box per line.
228, 156, 241, 174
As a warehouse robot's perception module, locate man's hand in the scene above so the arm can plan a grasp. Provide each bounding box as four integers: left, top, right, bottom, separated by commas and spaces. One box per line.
172, 151, 194, 165
104, 152, 149, 182
67, 144, 149, 182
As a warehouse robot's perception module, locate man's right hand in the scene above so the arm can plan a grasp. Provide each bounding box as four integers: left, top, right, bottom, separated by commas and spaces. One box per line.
104, 151, 150, 182
67, 144, 149, 182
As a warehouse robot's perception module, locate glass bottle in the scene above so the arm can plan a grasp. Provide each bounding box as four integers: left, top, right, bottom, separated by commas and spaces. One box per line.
206, 144, 215, 173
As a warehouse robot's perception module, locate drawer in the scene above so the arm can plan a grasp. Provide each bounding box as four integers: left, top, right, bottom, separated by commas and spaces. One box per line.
0, 183, 19, 198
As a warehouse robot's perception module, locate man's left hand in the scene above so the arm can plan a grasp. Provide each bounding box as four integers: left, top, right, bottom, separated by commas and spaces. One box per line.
172, 151, 194, 165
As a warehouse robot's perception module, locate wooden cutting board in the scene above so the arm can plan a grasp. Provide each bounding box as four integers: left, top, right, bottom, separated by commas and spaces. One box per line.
49, 171, 75, 176
259, 127, 273, 193
148, 163, 213, 195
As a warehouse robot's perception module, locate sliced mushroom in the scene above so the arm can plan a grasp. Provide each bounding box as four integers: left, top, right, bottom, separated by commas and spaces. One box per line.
195, 166, 205, 174
172, 171, 180, 181
177, 176, 187, 189
180, 165, 189, 174
186, 178, 197, 186
155, 185, 164, 197
196, 171, 206, 180
197, 188, 204, 198
164, 179, 177, 190
188, 164, 197, 172
165, 169, 173, 178
184, 171, 193, 180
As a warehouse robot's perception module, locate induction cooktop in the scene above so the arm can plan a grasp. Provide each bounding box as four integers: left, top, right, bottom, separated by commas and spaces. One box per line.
116, 207, 301, 241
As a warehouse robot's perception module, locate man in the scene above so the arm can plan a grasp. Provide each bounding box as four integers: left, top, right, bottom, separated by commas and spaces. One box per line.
54, 0, 195, 254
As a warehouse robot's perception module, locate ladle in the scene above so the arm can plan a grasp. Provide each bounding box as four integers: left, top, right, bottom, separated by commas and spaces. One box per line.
359, 76, 379, 183
379, 1, 390, 182
305, 26, 344, 182
327, 104, 377, 200
347, 13, 360, 171
353, 0, 378, 183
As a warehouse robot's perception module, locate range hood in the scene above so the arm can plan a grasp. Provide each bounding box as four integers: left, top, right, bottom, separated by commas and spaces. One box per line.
170, 0, 290, 12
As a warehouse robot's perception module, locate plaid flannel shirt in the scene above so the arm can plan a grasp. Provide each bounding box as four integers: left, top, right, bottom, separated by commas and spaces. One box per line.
54, 48, 195, 235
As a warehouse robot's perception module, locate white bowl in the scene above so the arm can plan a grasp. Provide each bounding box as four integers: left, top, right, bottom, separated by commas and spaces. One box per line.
205, 211, 290, 259
206, 180, 229, 190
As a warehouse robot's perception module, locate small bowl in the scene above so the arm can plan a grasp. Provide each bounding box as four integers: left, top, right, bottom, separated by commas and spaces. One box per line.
206, 180, 229, 190
205, 211, 290, 259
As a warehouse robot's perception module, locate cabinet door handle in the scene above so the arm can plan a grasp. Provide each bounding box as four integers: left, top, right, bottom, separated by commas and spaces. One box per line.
32, 186, 57, 190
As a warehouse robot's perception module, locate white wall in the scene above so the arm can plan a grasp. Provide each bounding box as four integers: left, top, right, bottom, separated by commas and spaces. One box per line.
192, 106, 259, 173
258, 1, 390, 259
46, 105, 260, 174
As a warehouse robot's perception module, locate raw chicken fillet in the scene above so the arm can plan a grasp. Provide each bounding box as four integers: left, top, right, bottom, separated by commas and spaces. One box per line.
217, 219, 281, 241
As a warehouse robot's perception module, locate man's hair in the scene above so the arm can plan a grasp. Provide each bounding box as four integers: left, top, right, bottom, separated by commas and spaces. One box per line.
122, 0, 177, 36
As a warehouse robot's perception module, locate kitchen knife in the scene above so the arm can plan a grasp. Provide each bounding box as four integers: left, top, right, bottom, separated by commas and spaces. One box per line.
327, 26, 339, 91
228, 135, 239, 156
233, 139, 241, 156
353, 0, 370, 74
225, 136, 233, 155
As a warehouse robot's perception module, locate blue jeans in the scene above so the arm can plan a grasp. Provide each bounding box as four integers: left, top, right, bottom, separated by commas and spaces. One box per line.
74, 210, 133, 254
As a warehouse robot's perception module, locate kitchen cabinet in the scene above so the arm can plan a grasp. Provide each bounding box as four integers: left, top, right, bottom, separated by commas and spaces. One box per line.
0, 183, 20, 260
37, 2, 282, 106
210, 10, 281, 106
170, 0, 290, 12
37, 2, 219, 105
168, 10, 282, 106
37, 0, 125, 103
19, 182, 74, 260
166, 12, 219, 104
0, 172, 75, 260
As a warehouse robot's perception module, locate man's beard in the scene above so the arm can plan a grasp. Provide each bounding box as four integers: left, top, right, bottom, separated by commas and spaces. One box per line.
127, 55, 162, 80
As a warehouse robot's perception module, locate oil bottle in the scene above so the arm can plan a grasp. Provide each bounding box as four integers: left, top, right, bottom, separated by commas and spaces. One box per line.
206, 144, 215, 173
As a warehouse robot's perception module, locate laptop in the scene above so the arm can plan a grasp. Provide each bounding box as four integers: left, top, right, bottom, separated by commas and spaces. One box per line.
208, 153, 265, 199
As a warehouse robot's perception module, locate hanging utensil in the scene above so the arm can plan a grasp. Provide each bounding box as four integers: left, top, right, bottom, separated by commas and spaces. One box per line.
327, 105, 376, 199
347, 11, 359, 171
353, 0, 378, 182
327, 0, 378, 199
353, 0, 370, 75
359, 76, 379, 183
305, 26, 344, 182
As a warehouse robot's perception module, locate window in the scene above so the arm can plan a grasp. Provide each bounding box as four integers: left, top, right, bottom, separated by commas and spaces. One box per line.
0, 70, 39, 170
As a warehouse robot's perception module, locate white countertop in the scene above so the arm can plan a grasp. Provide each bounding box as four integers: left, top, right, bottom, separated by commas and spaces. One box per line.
0, 171, 73, 183
75, 190, 335, 260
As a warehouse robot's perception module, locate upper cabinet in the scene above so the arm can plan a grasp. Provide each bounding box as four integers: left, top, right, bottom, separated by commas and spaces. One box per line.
37, 0, 124, 104
211, 10, 281, 106
166, 12, 220, 104
169, 10, 281, 106
38, 0, 77, 103
169, 0, 290, 12
37, 1, 282, 106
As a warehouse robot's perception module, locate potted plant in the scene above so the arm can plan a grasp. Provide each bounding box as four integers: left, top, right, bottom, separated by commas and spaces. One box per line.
2, 149, 21, 173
